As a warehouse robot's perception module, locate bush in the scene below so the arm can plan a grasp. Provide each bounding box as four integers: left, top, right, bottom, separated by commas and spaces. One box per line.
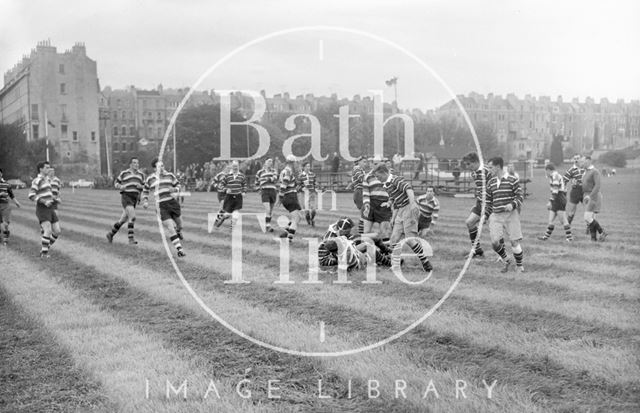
599, 150, 627, 168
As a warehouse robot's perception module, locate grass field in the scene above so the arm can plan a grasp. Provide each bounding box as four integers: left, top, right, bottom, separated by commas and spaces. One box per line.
1, 171, 639, 412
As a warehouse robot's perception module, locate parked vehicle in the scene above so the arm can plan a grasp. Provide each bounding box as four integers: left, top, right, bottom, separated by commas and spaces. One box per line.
69, 179, 95, 189
7, 179, 27, 189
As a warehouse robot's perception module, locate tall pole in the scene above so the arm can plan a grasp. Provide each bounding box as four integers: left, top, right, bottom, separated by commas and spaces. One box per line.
173, 123, 177, 172
105, 118, 112, 177
44, 110, 50, 162
394, 81, 400, 154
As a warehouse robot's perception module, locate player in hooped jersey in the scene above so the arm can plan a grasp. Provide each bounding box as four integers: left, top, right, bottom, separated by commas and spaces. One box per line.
106, 157, 145, 244
299, 161, 318, 227
462, 152, 492, 258
276, 155, 302, 242
255, 158, 278, 232
361, 158, 392, 238
142, 158, 186, 257
563, 155, 586, 225
416, 186, 440, 239
28, 161, 61, 257
537, 163, 573, 242
0, 167, 21, 246
213, 161, 247, 228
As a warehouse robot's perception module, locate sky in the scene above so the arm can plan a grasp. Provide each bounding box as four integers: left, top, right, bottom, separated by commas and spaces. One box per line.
1, 0, 638, 111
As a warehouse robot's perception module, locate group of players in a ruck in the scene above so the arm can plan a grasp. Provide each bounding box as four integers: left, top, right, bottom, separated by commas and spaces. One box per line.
0, 152, 606, 274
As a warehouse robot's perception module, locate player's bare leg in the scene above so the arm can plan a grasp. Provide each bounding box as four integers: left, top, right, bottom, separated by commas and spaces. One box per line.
107, 210, 128, 243
164, 218, 185, 256
40, 221, 52, 257
465, 212, 484, 257
263, 201, 274, 232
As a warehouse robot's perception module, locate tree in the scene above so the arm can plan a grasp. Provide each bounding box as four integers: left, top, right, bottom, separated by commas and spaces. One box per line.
0, 123, 57, 179
599, 150, 626, 167
550, 135, 564, 166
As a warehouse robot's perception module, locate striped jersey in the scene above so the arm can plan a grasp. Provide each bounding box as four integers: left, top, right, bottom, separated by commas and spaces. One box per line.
255, 167, 278, 190
142, 170, 179, 204
416, 194, 440, 222
382, 175, 412, 209
563, 165, 585, 187
221, 172, 247, 195
212, 170, 226, 192
0, 179, 15, 203
298, 170, 317, 191
486, 172, 523, 215
362, 170, 388, 204
49, 176, 62, 199
28, 174, 54, 204
548, 170, 566, 195
115, 168, 145, 195
351, 165, 365, 190
471, 166, 492, 203
279, 166, 297, 195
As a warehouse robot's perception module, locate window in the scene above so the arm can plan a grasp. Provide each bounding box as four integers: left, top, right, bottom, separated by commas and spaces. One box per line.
59, 64, 65, 74
114, 142, 119, 151
60, 83, 66, 94
117, 99, 121, 107
32, 124, 39, 140
157, 111, 162, 120
113, 111, 118, 120
91, 131, 96, 141
113, 126, 118, 136
129, 126, 135, 136
60, 104, 67, 121
147, 126, 153, 137
121, 126, 127, 136
31, 104, 39, 120
157, 127, 163, 138
130, 142, 135, 151
61, 124, 68, 139
72, 131, 78, 141
122, 111, 126, 120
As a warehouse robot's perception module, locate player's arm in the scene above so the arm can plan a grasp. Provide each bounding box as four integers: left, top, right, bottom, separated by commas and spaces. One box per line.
590, 170, 601, 198
8, 187, 20, 208
141, 178, 150, 208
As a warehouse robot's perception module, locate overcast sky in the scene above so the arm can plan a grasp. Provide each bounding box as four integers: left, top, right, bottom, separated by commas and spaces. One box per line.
1, 0, 638, 110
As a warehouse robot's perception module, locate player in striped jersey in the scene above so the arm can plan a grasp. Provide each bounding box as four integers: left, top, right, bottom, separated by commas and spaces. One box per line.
106, 157, 145, 245
373, 163, 433, 273
537, 163, 572, 242
462, 152, 492, 258
276, 155, 302, 242
563, 155, 585, 225
255, 158, 278, 232
142, 158, 186, 257
0, 168, 21, 246
486, 157, 524, 273
299, 161, 318, 227
213, 161, 247, 228
211, 164, 230, 205
47, 168, 62, 208
349, 156, 366, 210
416, 186, 439, 239
28, 161, 61, 257
361, 158, 392, 237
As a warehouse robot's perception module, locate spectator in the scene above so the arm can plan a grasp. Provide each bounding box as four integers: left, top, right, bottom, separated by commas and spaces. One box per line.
331, 152, 340, 173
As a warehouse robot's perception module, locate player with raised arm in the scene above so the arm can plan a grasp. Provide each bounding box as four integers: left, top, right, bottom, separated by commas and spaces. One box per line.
142, 158, 186, 257
0, 168, 21, 246
106, 157, 145, 245
255, 158, 278, 232
537, 163, 573, 242
28, 161, 61, 258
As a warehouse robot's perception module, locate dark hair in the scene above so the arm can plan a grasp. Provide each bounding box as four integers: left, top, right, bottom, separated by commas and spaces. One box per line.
373, 163, 389, 175
36, 161, 49, 174
545, 163, 556, 170
129, 157, 139, 164
584, 155, 592, 160
488, 157, 504, 169
463, 152, 479, 164
151, 158, 159, 168
0, 168, 3, 174
302, 161, 310, 168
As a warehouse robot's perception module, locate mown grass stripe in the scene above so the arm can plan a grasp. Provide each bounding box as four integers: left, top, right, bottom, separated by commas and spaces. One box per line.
0, 286, 114, 413
9, 224, 638, 412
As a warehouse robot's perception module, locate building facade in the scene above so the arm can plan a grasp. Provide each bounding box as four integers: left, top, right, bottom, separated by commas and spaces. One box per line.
0, 40, 101, 173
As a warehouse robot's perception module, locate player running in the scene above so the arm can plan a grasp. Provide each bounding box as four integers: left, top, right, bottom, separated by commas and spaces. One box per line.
106, 157, 145, 244
462, 152, 492, 258
0, 168, 21, 246
373, 163, 433, 273
416, 186, 440, 239
486, 157, 525, 273
255, 158, 278, 232
28, 161, 61, 258
276, 155, 302, 242
580, 155, 607, 242
361, 157, 392, 239
537, 163, 573, 242
213, 160, 247, 229
142, 158, 186, 257
299, 161, 318, 227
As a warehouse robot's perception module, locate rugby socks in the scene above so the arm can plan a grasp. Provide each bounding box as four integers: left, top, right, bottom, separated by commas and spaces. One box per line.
357, 219, 364, 234
49, 234, 58, 247
286, 228, 296, 241
493, 242, 508, 260
390, 243, 401, 267
410, 242, 431, 269
110, 222, 122, 236
265, 215, 272, 230
41, 236, 50, 254
567, 214, 574, 224
513, 245, 524, 268
564, 225, 573, 240
469, 227, 483, 254
541, 224, 554, 240
170, 234, 183, 252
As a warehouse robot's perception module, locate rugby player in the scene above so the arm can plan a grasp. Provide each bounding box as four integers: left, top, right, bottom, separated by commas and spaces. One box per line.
537, 163, 573, 241
361, 158, 392, 238
106, 157, 145, 244
563, 155, 585, 226
462, 152, 492, 258
0, 168, 21, 246
416, 186, 440, 239
276, 155, 302, 242
580, 155, 607, 242
28, 161, 61, 258
213, 161, 247, 229
142, 158, 186, 257
255, 158, 278, 232
299, 161, 318, 227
